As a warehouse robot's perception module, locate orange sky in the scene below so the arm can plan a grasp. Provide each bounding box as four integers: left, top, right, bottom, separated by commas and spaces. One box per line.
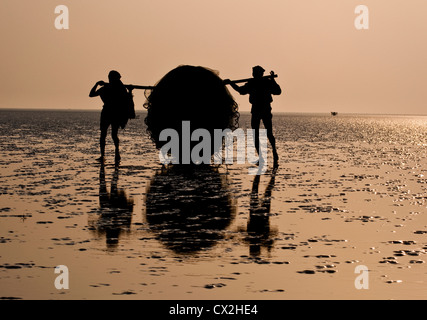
0, 0, 426, 114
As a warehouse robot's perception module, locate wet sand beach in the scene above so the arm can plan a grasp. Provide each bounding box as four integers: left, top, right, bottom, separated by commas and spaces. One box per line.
0, 110, 426, 300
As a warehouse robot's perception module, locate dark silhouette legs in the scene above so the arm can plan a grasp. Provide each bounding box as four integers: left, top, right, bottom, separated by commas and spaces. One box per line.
100, 125, 107, 159
111, 124, 120, 163
99, 120, 120, 163
251, 113, 279, 166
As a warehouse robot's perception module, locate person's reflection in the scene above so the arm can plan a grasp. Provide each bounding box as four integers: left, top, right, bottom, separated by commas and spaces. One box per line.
246, 168, 278, 257
92, 164, 134, 249
145, 165, 235, 255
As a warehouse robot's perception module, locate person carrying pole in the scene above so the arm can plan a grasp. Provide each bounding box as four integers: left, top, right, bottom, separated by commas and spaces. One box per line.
89, 70, 135, 164
224, 66, 281, 167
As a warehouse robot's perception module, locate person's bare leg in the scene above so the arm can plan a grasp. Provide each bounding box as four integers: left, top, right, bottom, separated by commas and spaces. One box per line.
251, 114, 262, 163
262, 114, 279, 166
98, 122, 109, 161
112, 124, 120, 163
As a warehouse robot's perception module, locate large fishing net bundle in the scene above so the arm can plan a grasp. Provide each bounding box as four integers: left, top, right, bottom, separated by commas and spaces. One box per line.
144, 65, 239, 159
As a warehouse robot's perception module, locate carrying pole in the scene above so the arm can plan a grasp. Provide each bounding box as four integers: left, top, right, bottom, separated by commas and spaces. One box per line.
124, 73, 278, 89
226, 74, 278, 84
124, 85, 155, 90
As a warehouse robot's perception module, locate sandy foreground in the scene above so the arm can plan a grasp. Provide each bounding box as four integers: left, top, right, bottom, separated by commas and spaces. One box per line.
0, 111, 426, 300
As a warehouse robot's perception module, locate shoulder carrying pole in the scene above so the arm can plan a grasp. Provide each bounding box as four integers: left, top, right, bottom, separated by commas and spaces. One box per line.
124, 85, 155, 90
226, 74, 277, 84
124, 74, 278, 89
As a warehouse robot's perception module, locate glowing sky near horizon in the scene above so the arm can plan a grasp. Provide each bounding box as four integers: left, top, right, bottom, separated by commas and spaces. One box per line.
0, 0, 426, 114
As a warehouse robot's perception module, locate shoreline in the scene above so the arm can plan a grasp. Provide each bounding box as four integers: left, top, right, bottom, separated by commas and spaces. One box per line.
1, 108, 427, 117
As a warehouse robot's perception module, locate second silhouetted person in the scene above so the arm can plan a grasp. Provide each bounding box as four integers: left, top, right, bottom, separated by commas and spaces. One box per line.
89, 70, 135, 164
225, 66, 281, 166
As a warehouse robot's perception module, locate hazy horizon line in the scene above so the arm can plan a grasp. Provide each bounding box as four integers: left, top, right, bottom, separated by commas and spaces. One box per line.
0, 107, 426, 117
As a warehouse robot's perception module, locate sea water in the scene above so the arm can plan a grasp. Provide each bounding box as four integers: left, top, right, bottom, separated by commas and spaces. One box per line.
0, 109, 426, 299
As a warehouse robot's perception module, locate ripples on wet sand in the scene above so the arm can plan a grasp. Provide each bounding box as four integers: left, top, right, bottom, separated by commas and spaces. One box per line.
0, 110, 426, 300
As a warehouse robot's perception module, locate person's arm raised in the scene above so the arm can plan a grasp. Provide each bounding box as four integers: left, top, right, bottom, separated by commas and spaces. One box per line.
89, 81, 105, 97
269, 72, 282, 95
224, 79, 248, 95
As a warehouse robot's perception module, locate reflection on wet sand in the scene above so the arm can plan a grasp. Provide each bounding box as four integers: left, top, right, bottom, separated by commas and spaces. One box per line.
2, 111, 426, 299
89, 164, 134, 249
246, 168, 278, 257
145, 165, 236, 255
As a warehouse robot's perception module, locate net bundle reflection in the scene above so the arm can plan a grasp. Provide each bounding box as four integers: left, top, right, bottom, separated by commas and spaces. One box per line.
145, 165, 236, 254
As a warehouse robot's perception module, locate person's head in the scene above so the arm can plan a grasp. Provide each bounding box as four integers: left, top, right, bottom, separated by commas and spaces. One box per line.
252, 66, 265, 79
108, 70, 122, 83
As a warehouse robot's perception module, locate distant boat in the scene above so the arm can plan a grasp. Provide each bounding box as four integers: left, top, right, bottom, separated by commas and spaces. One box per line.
331, 112, 338, 116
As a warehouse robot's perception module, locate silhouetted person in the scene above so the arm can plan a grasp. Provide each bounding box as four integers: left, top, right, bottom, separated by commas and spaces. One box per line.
246, 168, 278, 257
225, 66, 281, 166
93, 163, 134, 249
89, 70, 135, 163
